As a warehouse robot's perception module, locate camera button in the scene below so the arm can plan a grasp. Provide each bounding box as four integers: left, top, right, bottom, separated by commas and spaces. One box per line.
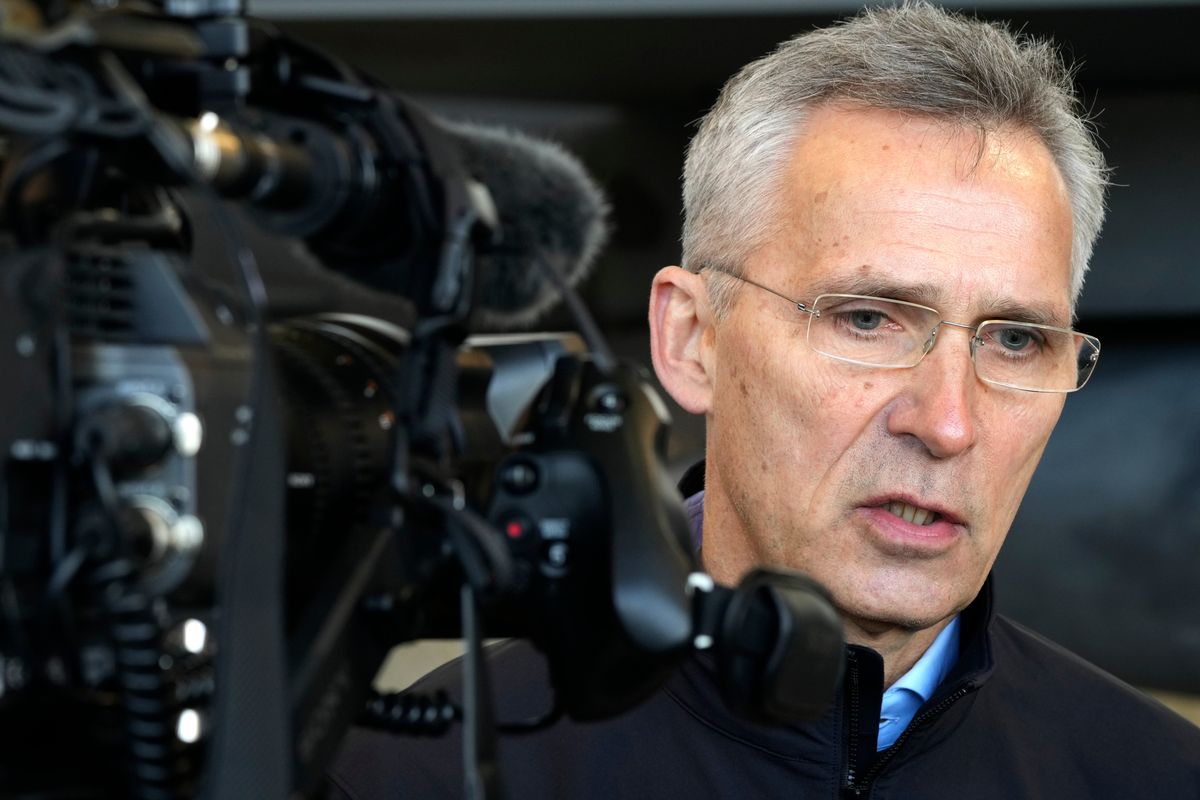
498, 459, 539, 495
499, 513, 534, 543
540, 541, 570, 577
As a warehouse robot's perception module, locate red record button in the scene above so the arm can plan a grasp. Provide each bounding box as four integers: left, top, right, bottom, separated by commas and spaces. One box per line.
501, 513, 534, 541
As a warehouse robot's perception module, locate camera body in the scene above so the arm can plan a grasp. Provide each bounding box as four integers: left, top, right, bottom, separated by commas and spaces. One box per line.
0, 10, 699, 793
0, 5, 842, 798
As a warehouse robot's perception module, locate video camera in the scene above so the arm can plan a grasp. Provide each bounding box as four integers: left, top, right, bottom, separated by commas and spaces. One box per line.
0, 2, 844, 797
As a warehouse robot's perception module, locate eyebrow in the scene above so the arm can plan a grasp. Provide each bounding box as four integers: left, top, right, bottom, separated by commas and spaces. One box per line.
806, 271, 1071, 328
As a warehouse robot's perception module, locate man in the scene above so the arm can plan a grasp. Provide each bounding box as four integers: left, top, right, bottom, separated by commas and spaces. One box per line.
328, 4, 1200, 797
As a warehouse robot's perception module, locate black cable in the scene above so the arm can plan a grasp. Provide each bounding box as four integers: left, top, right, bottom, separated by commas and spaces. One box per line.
0, 79, 77, 134
43, 543, 87, 616
428, 494, 516, 600
361, 688, 459, 736
84, 451, 180, 800
0, 136, 75, 243
0, 401, 35, 664
460, 583, 501, 800
359, 687, 563, 737
88, 444, 119, 512
0, 46, 83, 135
0, 42, 148, 140
49, 325, 73, 568
538, 258, 617, 377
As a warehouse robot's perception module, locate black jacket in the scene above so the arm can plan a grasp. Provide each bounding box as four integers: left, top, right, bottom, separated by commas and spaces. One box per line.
326, 575, 1200, 799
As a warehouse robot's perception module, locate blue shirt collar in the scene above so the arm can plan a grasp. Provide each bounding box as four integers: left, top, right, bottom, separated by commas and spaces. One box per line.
877, 615, 960, 749
890, 615, 960, 702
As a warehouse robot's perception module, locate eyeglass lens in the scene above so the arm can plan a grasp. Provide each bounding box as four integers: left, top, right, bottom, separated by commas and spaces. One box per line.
807, 295, 1099, 392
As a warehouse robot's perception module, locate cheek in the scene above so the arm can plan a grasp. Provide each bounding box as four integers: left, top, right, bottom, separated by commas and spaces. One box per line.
717, 327, 815, 422
981, 396, 1064, 504
715, 330, 886, 468
711, 326, 810, 465
996, 397, 1062, 458
818, 377, 888, 414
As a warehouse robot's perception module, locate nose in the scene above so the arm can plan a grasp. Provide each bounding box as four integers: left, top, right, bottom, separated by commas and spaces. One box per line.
886, 323, 978, 459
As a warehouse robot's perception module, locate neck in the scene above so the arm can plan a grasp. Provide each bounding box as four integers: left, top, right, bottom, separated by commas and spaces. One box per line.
843, 615, 952, 688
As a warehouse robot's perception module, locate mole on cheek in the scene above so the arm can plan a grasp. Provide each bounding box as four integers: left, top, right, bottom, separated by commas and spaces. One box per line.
739, 378, 749, 398
863, 382, 874, 391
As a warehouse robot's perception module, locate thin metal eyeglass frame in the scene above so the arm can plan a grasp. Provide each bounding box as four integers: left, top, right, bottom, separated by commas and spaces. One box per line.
701, 266, 1101, 393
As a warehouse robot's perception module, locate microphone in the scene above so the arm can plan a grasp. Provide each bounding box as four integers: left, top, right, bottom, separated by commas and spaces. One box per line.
183, 112, 609, 329
0, 34, 609, 327
439, 121, 610, 330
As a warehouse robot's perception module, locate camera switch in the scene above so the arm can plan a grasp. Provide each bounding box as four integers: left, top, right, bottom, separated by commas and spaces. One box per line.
542, 541, 570, 574
499, 460, 539, 495
588, 386, 628, 414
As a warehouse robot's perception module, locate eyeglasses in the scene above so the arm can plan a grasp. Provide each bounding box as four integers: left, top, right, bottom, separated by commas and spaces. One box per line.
704, 268, 1101, 393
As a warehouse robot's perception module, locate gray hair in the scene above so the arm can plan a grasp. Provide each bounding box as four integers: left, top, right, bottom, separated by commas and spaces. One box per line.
682, 1, 1109, 316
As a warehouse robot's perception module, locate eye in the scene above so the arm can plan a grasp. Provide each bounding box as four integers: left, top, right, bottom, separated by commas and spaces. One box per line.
848, 310, 885, 331
813, 295, 930, 347
995, 326, 1039, 352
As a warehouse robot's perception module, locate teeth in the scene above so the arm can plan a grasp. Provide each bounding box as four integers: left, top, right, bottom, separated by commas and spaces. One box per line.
886, 501, 937, 526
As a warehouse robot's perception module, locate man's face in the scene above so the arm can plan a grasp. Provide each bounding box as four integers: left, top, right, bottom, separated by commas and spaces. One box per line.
701, 105, 1075, 631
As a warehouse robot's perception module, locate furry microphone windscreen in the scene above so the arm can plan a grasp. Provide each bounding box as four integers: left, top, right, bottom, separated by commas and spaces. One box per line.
441, 121, 611, 330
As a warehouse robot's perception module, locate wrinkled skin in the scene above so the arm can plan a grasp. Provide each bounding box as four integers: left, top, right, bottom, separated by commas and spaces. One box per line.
650, 104, 1075, 680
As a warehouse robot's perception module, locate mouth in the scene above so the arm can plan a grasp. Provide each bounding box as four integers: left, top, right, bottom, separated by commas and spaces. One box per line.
856, 495, 966, 555
869, 495, 964, 527
882, 500, 941, 527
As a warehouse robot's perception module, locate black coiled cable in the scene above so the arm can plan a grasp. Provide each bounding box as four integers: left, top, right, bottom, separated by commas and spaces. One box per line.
86, 452, 184, 800
359, 685, 565, 737
362, 688, 460, 736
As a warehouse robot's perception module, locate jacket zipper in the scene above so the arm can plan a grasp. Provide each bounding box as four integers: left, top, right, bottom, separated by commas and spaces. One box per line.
842, 683, 974, 798
842, 651, 861, 792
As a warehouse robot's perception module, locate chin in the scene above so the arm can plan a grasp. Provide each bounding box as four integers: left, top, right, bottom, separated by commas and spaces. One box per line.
837, 586, 965, 633
852, 608, 950, 633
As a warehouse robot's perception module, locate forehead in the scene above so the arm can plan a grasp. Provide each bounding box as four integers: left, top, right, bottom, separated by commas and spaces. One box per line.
760, 105, 1075, 325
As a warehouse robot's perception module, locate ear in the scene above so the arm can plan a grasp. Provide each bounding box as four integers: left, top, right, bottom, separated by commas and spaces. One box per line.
648, 266, 716, 414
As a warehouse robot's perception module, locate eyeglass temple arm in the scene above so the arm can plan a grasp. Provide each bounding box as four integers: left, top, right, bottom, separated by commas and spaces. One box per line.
701, 267, 820, 317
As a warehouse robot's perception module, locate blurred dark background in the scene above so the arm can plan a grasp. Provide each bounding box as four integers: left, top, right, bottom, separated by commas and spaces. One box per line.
253, 1, 1200, 699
